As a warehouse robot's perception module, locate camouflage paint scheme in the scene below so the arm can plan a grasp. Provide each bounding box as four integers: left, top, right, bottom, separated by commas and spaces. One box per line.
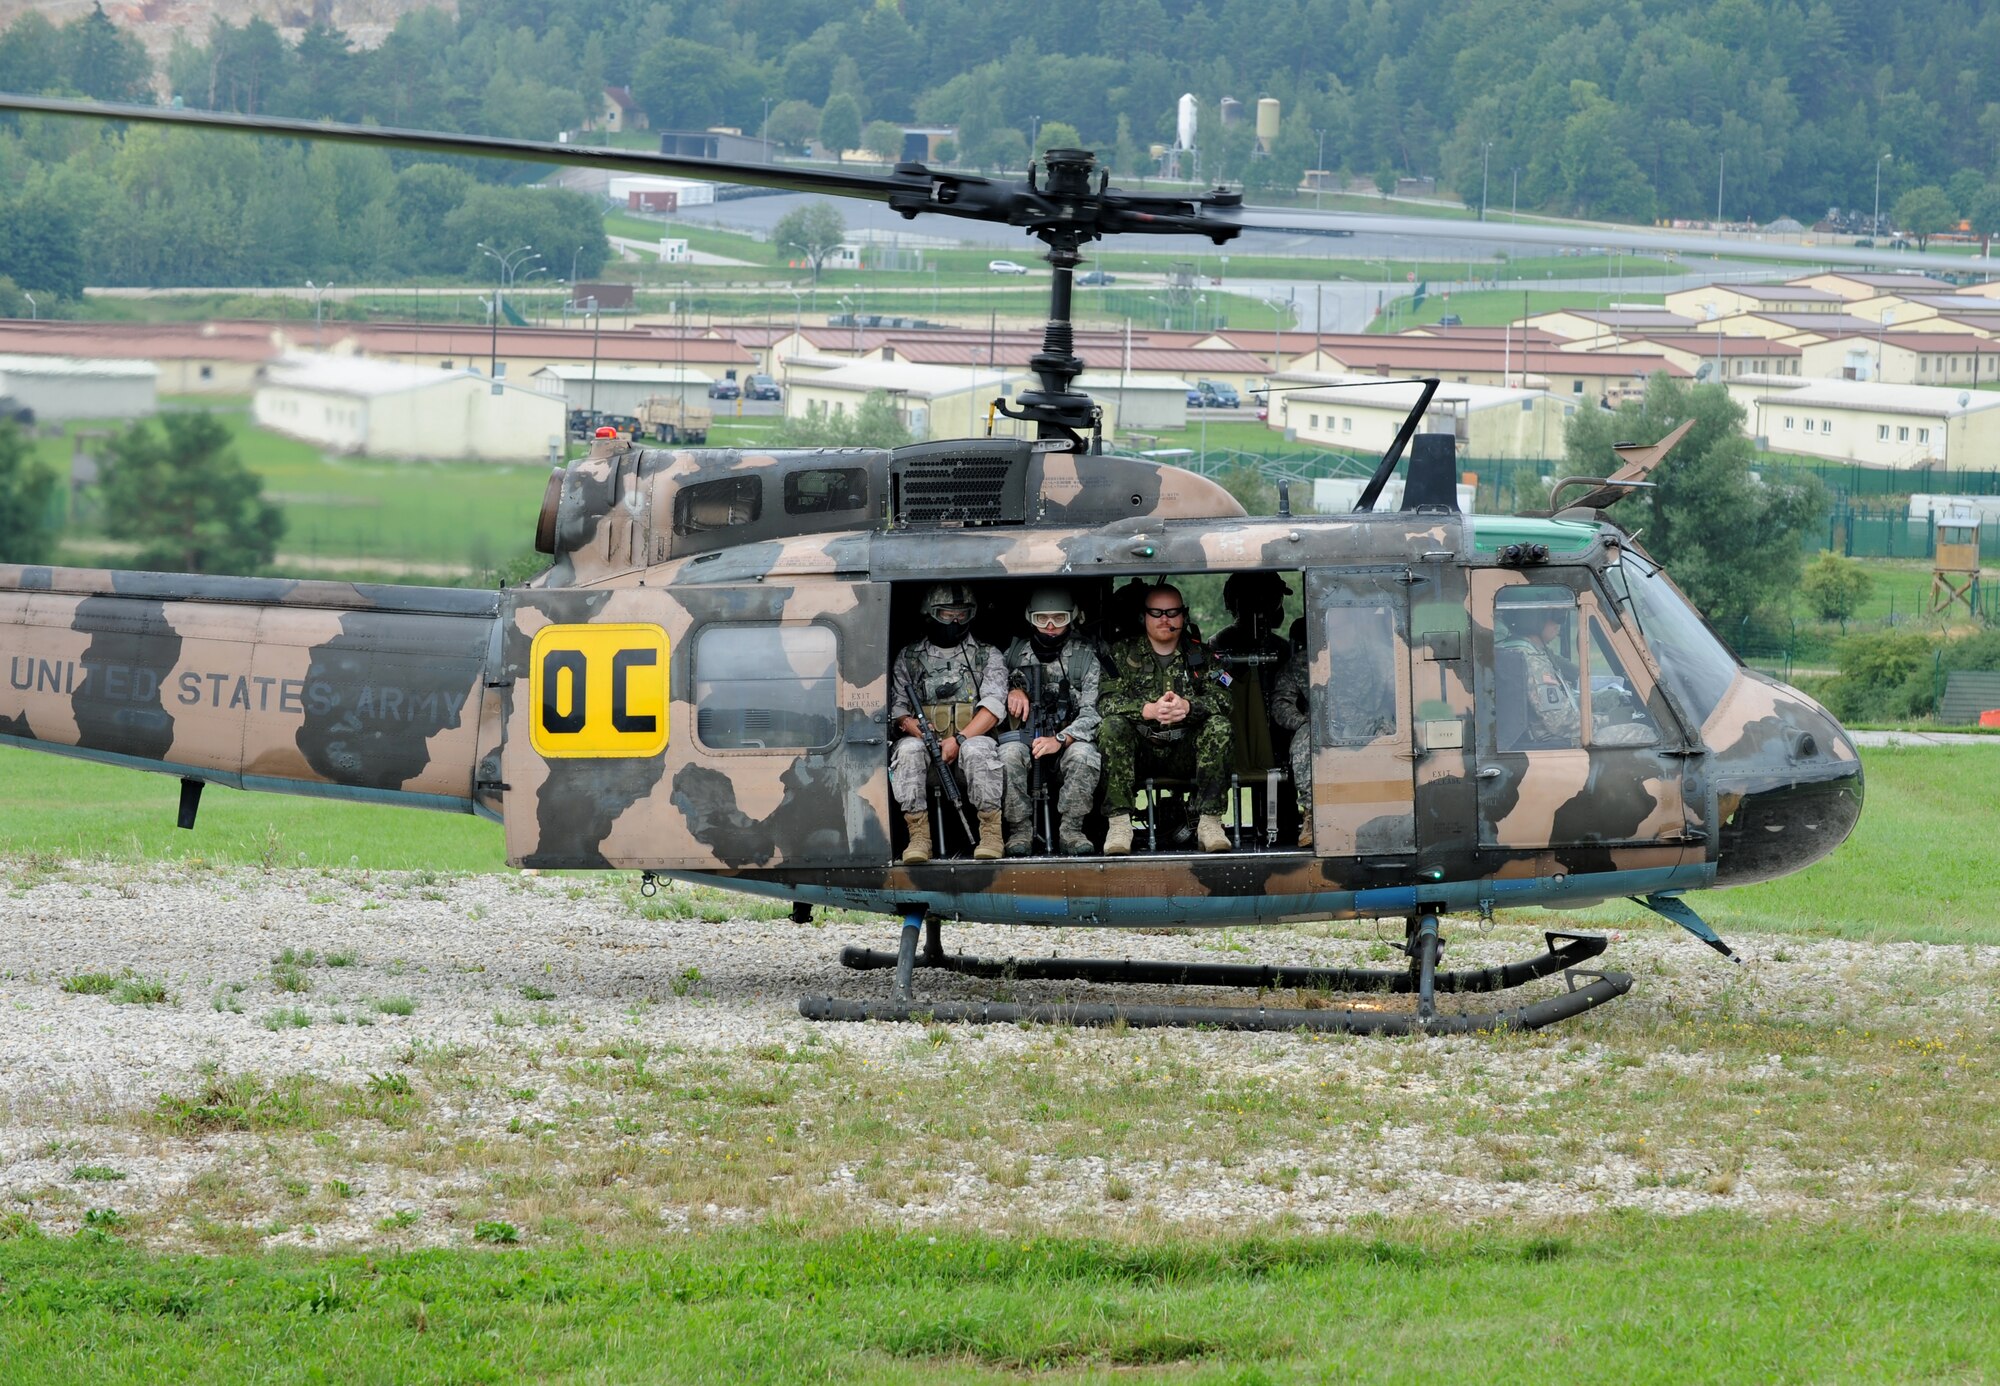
0, 435, 1863, 929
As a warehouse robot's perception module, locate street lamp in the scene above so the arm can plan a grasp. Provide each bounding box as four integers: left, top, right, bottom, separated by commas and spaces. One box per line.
477, 241, 540, 379
1312, 128, 1326, 210
761, 96, 773, 163
305, 279, 331, 346
22, 291, 35, 321
1479, 141, 1492, 221
1873, 152, 1892, 240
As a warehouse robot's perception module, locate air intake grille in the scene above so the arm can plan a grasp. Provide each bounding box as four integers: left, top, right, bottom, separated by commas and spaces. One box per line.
890, 440, 1029, 527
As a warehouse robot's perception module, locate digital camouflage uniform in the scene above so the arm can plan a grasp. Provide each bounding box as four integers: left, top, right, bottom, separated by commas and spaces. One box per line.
1498, 636, 1580, 745
998, 635, 1104, 854
1099, 635, 1233, 816
888, 637, 1008, 813
1270, 637, 1395, 815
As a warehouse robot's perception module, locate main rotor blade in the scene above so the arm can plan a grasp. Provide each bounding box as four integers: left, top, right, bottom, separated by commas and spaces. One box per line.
0, 93, 922, 201
1229, 205, 2000, 274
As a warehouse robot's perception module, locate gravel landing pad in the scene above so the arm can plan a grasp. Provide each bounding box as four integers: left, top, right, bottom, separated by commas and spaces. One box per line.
3, 862, 1996, 1249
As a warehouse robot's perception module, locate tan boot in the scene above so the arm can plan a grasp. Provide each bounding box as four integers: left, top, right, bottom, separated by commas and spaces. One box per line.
1295, 815, 1314, 850
974, 808, 1005, 861
901, 812, 932, 865
1198, 814, 1233, 853
1103, 813, 1133, 856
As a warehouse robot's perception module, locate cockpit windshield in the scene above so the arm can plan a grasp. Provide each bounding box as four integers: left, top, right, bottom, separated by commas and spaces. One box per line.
1604, 552, 1739, 727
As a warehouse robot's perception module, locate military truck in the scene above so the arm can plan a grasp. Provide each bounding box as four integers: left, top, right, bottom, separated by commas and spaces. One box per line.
637, 396, 713, 444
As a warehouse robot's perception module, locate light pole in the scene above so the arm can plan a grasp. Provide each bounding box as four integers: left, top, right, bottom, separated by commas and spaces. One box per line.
1511, 167, 1519, 221
1030, 114, 1041, 159
1479, 140, 1492, 221
587, 297, 601, 419
305, 279, 331, 347
1715, 151, 1725, 229
569, 244, 583, 287
477, 241, 539, 378
1312, 128, 1326, 210
786, 289, 803, 394
1873, 152, 1892, 239
22, 291, 35, 321
761, 96, 773, 162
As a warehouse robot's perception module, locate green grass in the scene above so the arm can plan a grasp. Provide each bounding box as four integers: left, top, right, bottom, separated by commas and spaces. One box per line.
41, 405, 549, 574
0, 746, 506, 872
0, 1218, 1993, 1381
1369, 289, 1667, 332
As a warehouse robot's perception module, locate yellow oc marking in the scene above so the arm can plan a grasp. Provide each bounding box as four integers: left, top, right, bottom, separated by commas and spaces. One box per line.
529, 623, 669, 758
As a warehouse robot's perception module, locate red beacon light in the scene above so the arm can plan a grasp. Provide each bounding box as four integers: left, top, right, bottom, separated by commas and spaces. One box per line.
594, 426, 617, 438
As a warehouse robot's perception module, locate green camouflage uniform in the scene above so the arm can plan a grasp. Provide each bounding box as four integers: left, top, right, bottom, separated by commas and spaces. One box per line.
1498, 635, 1580, 745
1099, 635, 1233, 816
998, 635, 1104, 853
889, 638, 1007, 812
1270, 640, 1396, 814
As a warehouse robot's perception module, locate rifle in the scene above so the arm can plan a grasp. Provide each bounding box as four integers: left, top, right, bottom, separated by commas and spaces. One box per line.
905, 650, 978, 846
1024, 661, 1054, 853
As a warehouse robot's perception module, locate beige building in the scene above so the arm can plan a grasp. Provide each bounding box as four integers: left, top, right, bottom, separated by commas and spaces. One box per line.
0, 354, 156, 422
1793, 333, 2000, 386
1592, 334, 1802, 380
783, 361, 1035, 442
1272, 376, 1572, 460
1727, 377, 2000, 469
0, 320, 278, 395
1787, 271, 1952, 301
1662, 283, 1847, 318
254, 355, 566, 464
1525, 309, 1695, 341
531, 363, 716, 416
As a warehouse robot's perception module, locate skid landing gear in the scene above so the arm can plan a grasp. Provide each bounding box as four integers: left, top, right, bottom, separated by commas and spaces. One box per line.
797, 911, 1632, 1035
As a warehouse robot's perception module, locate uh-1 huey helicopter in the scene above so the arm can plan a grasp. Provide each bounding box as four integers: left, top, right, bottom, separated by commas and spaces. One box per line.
0, 95, 1890, 1036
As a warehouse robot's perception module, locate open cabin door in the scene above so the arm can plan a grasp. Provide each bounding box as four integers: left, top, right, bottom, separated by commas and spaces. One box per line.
1469, 570, 1691, 859
500, 583, 890, 870
1303, 569, 1416, 858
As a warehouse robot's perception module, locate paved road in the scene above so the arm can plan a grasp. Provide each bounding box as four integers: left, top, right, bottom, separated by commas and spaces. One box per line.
1849, 730, 2000, 747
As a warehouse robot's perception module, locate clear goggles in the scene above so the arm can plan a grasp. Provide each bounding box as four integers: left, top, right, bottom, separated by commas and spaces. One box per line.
1028, 610, 1073, 628
931, 604, 973, 623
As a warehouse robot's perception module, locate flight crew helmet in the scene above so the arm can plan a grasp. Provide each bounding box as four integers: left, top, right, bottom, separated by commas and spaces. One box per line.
1024, 585, 1079, 656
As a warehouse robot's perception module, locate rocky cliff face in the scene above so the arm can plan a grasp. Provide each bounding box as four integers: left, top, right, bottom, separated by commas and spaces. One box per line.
0, 0, 453, 75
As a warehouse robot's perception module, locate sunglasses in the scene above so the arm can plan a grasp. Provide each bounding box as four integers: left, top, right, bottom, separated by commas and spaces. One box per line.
1029, 611, 1073, 627
1144, 606, 1186, 619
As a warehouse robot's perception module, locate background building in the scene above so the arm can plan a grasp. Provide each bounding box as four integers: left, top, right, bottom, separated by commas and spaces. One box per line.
254, 355, 564, 463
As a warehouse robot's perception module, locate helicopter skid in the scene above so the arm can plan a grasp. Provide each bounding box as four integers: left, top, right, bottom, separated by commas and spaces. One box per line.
798, 928, 1632, 1033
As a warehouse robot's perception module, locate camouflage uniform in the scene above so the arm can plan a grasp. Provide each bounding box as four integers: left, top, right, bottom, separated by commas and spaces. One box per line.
998, 635, 1104, 854
888, 637, 1007, 813
1099, 635, 1233, 816
1270, 638, 1396, 815
1498, 636, 1580, 745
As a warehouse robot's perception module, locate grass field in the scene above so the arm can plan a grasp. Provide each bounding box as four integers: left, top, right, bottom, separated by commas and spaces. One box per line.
1, 1217, 1994, 1382
39, 404, 550, 575
1368, 289, 1668, 332
4, 744, 1991, 943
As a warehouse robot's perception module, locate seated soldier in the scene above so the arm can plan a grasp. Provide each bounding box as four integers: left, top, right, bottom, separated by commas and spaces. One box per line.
1098, 583, 1233, 854
888, 583, 1007, 863
1271, 606, 1396, 849
998, 586, 1104, 856
1495, 599, 1580, 749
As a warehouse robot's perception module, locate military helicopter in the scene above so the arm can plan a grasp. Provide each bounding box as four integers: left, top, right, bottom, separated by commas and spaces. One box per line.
0, 95, 1888, 1035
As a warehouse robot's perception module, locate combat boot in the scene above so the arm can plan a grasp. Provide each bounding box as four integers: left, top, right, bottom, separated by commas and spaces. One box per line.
1295, 816, 1314, 850
1058, 815, 1094, 856
1198, 814, 1232, 853
1102, 813, 1134, 856
1003, 812, 1032, 857
974, 809, 1005, 861
901, 812, 933, 865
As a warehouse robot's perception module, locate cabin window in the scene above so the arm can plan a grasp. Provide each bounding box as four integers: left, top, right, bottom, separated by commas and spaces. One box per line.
1803, 419, 1815, 432
674, 476, 761, 535
784, 467, 868, 515
1586, 618, 1661, 747
1783, 416, 1794, 430
199, 365, 213, 380
1320, 604, 1400, 746
693, 624, 838, 750
1308, 413, 1319, 428
1572, 379, 1585, 393
1877, 425, 1890, 441
1917, 427, 1930, 444
1342, 416, 1352, 432
1898, 426, 1910, 441
1822, 418, 1832, 432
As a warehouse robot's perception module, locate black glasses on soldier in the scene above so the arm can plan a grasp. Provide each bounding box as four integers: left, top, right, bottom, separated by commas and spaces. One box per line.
1144, 605, 1186, 619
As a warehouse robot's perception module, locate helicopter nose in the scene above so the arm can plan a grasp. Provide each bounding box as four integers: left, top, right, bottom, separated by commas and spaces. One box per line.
1710, 677, 1865, 888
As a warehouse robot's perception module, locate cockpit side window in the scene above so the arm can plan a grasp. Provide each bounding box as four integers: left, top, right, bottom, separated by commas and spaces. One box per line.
1586, 617, 1661, 747
1607, 555, 1738, 726
1493, 585, 1580, 752
674, 476, 761, 535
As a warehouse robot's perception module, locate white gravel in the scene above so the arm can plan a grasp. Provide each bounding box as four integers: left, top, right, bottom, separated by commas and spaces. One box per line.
3, 859, 1996, 1249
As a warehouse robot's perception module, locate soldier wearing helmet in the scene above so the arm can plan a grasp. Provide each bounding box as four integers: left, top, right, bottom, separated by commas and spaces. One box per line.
1495, 592, 1580, 748
889, 583, 1009, 863
1098, 581, 1235, 854
998, 585, 1104, 856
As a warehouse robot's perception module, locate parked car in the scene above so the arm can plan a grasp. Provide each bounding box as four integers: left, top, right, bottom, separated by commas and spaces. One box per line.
1186, 388, 1205, 407
708, 380, 742, 400
1437, 313, 1463, 327
1196, 379, 1240, 408
1076, 269, 1116, 285
744, 373, 782, 401
988, 259, 1030, 275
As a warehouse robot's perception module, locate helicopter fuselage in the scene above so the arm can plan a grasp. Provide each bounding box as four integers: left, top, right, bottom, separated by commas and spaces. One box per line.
0, 437, 1862, 931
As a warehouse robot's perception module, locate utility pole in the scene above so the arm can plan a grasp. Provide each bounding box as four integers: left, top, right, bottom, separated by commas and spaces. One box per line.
1313, 128, 1326, 210
1480, 141, 1491, 221
1874, 152, 1892, 240
587, 297, 601, 419
1511, 167, 1519, 221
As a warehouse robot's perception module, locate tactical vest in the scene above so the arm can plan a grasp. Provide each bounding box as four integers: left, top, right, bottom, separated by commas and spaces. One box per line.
911, 642, 989, 736
1005, 638, 1094, 732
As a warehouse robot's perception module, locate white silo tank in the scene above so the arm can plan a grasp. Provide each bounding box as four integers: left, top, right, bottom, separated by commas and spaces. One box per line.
1256, 98, 1280, 152
1176, 93, 1198, 150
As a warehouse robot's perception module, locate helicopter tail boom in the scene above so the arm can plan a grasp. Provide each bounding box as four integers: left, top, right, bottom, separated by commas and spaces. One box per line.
0, 565, 502, 816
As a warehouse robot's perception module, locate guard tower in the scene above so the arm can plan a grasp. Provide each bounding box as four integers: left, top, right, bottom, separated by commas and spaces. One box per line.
1930, 500, 1984, 616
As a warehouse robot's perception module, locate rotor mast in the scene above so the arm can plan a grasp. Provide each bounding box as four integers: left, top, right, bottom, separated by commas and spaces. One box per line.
997, 149, 1102, 449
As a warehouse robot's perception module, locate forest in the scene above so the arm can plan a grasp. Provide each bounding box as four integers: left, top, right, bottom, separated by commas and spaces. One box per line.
4, 0, 2000, 298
